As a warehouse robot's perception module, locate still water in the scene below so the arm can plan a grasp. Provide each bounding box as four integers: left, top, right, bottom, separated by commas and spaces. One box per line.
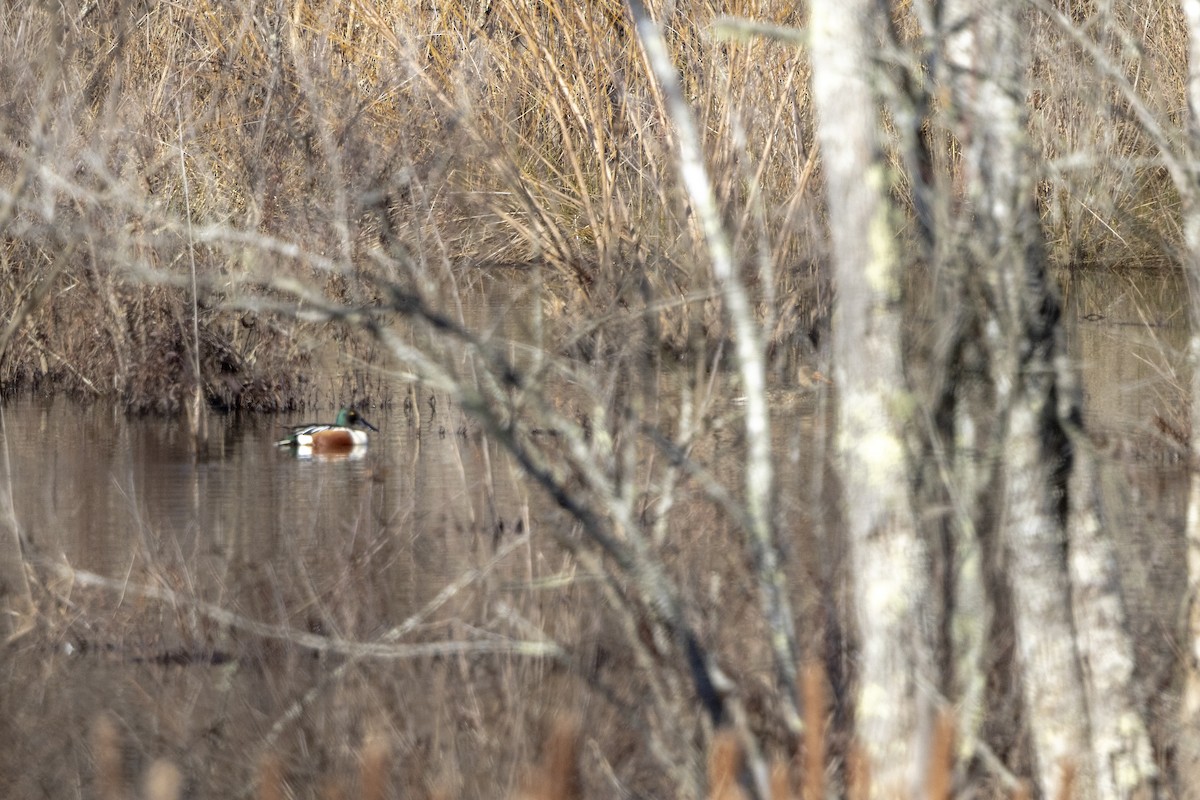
0, 268, 1192, 797
1, 394, 561, 798
4, 398, 522, 583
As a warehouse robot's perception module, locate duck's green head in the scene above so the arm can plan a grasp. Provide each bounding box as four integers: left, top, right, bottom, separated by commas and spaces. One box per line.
336, 407, 379, 432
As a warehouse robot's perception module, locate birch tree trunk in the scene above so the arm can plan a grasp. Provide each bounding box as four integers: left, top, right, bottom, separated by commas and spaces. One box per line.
1178, 3, 1200, 794
809, 2, 934, 796
0, 408, 33, 642
944, 2, 1095, 795
1067, 447, 1158, 799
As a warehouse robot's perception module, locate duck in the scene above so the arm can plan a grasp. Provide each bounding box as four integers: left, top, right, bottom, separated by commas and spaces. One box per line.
275, 407, 379, 450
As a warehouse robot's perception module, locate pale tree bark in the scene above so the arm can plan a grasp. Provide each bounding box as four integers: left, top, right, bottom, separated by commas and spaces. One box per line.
1068, 450, 1158, 799
935, 2, 1161, 795
1179, 3, 1200, 795
0, 407, 33, 642
943, 1, 1094, 796
895, 2, 1157, 792
809, 1, 934, 796
890, 0, 995, 771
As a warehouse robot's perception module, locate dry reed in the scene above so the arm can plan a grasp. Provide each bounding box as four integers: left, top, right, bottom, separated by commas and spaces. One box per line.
708, 729, 748, 800
925, 711, 955, 800
847, 742, 870, 800
770, 760, 794, 800
90, 713, 125, 800
801, 662, 827, 800
143, 759, 184, 800
515, 717, 583, 800
360, 731, 390, 800
258, 753, 286, 800
1055, 759, 1077, 800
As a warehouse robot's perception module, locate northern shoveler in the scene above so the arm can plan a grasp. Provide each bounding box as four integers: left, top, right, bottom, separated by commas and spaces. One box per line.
276, 407, 379, 450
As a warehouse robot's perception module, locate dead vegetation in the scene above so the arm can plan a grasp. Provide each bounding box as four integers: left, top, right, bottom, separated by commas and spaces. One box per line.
0, 2, 1185, 408
1, 1, 1196, 797
0, 0, 823, 410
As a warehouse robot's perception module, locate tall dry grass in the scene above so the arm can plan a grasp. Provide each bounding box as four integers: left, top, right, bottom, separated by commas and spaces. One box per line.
0, 1, 1184, 409
1027, 1, 1188, 269
0, 0, 827, 411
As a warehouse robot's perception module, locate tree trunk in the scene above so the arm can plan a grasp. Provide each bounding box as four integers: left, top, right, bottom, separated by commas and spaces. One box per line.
944, 1, 1106, 796
0, 408, 33, 642
1178, 4, 1200, 795
1068, 447, 1158, 798
809, 2, 934, 796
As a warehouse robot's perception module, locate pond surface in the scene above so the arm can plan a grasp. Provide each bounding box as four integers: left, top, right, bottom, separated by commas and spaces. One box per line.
0, 268, 1192, 797
1065, 269, 1189, 734
0, 391, 567, 798
3, 396, 525, 590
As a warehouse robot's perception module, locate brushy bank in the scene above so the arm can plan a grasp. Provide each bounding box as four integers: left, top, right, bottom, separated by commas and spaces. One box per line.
0, 0, 1187, 411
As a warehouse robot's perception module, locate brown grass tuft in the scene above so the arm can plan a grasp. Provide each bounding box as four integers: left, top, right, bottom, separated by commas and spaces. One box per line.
847, 742, 870, 800
925, 710, 955, 800
801, 662, 827, 800
516, 716, 582, 800
769, 759, 794, 800
1055, 759, 1076, 800
90, 713, 125, 800
258, 753, 286, 800
708, 729, 748, 800
360, 731, 391, 800
320, 777, 346, 800
143, 759, 184, 800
